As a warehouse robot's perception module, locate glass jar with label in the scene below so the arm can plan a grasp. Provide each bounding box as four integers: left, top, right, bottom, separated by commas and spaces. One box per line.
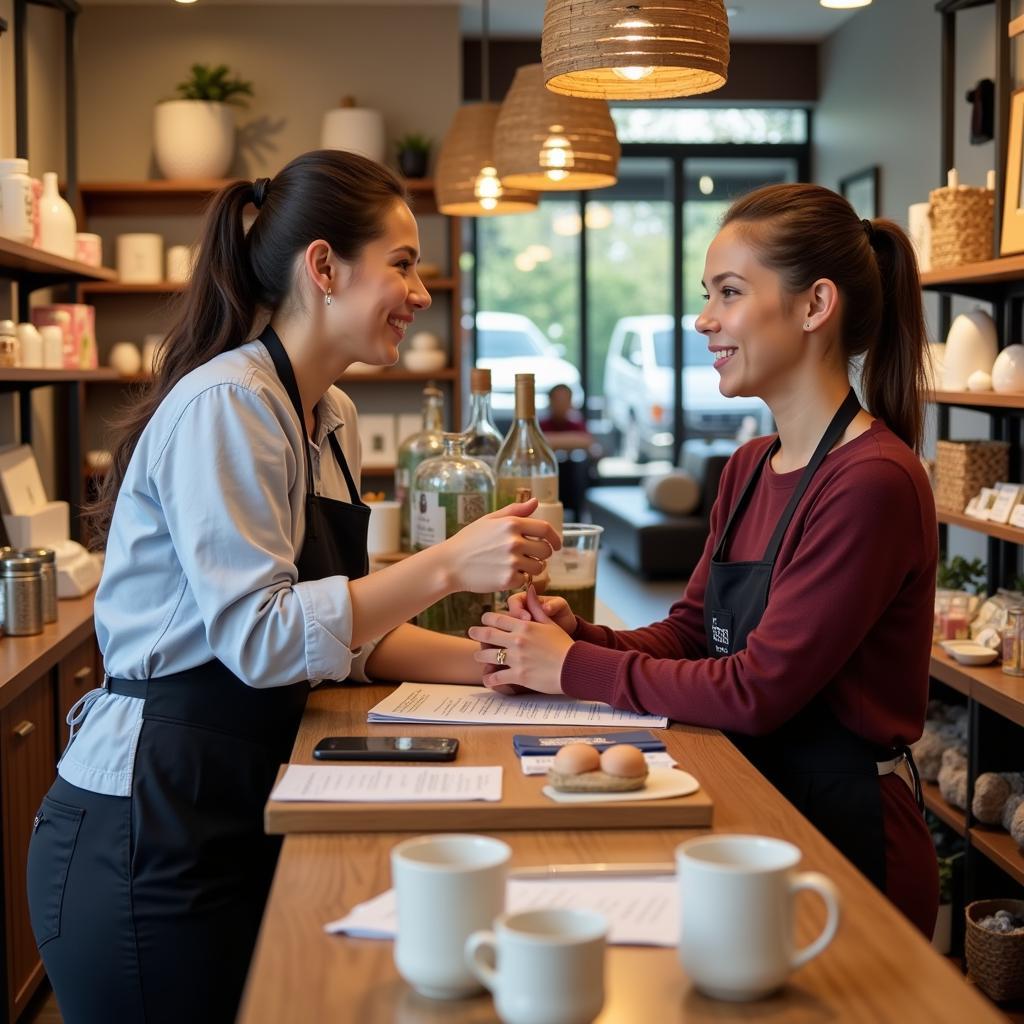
395, 385, 445, 552
1002, 607, 1024, 676
412, 432, 495, 635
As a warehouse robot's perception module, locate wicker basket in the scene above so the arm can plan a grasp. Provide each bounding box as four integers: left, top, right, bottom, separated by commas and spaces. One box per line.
965, 899, 1024, 1002
934, 440, 1009, 513
929, 185, 995, 269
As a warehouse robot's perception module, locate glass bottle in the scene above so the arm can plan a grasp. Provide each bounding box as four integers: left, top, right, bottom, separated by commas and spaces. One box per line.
412, 433, 496, 636
1002, 607, 1024, 676
494, 373, 559, 507
462, 367, 502, 468
396, 385, 445, 552
0, 320, 18, 369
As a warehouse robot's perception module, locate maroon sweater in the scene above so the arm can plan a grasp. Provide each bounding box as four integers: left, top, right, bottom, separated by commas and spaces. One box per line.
563, 420, 937, 746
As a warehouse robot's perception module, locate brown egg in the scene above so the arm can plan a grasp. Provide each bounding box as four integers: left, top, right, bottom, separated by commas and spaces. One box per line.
553, 743, 601, 775
599, 744, 647, 778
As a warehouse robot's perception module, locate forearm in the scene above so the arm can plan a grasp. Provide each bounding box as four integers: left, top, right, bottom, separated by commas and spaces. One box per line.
366, 622, 482, 683
348, 547, 453, 648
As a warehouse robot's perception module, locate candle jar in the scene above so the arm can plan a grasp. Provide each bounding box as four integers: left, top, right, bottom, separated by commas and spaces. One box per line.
1002, 607, 1024, 676
944, 594, 971, 641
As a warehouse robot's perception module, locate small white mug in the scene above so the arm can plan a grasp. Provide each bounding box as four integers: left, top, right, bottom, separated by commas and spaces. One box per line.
391, 833, 510, 1000
465, 908, 607, 1024
676, 834, 840, 1002
366, 500, 401, 556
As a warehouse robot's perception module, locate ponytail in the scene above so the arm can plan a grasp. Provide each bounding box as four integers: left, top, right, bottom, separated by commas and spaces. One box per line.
87, 150, 406, 547
723, 184, 928, 452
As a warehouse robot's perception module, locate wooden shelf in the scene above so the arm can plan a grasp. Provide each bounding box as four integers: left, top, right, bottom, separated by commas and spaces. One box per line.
923, 779, 967, 836
970, 826, 1024, 886
339, 368, 457, 383
361, 465, 396, 476
921, 254, 1024, 296
931, 648, 1024, 727
929, 648, 974, 697
0, 368, 121, 384
938, 509, 1024, 544
0, 236, 118, 284
78, 280, 186, 295
930, 389, 1024, 410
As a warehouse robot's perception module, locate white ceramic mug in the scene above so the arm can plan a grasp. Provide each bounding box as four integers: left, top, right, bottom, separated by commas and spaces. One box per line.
391, 833, 510, 1000
366, 500, 401, 556
465, 908, 607, 1024
675, 835, 840, 1002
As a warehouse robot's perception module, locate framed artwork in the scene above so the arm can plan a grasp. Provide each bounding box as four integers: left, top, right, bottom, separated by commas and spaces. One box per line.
1001, 89, 1024, 255
357, 414, 397, 468
839, 166, 880, 220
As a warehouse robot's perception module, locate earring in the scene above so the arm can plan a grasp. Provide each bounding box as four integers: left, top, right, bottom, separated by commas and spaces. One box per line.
804, 321, 811, 330
325, 288, 332, 307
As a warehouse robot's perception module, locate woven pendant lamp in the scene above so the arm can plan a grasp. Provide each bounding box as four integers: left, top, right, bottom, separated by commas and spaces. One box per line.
543, 0, 730, 101
494, 64, 620, 191
435, 103, 539, 215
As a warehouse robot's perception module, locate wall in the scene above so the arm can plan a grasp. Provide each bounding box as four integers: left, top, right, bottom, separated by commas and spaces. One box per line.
76, 4, 461, 181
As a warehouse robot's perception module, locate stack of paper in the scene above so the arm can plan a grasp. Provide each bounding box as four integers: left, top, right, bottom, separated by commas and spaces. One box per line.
367, 683, 669, 728
269, 764, 503, 803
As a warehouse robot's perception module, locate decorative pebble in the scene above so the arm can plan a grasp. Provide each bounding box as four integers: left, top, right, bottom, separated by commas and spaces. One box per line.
978, 911, 1024, 934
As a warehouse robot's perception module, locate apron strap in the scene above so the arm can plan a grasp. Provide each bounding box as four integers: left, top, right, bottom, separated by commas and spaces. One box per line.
326, 429, 368, 509
760, 387, 862, 564
712, 440, 778, 561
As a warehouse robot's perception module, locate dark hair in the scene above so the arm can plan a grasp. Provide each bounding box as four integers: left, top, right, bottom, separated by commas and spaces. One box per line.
88, 149, 407, 546
548, 383, 573, 399
722, 183, 927, 452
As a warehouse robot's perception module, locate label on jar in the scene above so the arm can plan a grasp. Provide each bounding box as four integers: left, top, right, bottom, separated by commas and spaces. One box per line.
497, 475, 558, 506
411, 490, 446, 548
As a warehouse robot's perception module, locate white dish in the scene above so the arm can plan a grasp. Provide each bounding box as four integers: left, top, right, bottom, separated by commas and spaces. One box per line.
403, 349, 447, 373
938, 640, 999, 665
542, 767, 700, 804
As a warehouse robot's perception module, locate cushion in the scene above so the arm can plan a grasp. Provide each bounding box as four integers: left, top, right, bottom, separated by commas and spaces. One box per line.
644, 470, 700, 515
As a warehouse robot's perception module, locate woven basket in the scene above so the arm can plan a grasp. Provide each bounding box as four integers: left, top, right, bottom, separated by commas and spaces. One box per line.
929, 185, 994, 269
934, 440, 1009, 513
966, 899, 1024, 1002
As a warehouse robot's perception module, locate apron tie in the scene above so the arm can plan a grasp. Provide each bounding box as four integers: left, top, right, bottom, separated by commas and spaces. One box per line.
64, 685, 109, 750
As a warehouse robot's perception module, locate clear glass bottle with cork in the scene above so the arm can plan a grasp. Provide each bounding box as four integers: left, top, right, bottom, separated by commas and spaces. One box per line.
412, 433, 495, 635
395, 385, 445, 552
462, 367, 503, 469
495, 373, 559, 508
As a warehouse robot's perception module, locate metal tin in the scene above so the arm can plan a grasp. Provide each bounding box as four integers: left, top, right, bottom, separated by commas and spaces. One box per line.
18, 547, 57, 623
0, 546, 10, 638
0, 554, 44, 636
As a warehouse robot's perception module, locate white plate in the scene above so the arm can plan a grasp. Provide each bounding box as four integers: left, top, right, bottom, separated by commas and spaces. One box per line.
542, 767, 700, 804
938, 640, 999, 665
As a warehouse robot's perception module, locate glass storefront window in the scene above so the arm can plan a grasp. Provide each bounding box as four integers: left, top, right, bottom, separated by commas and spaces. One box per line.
611, 107, 808, 145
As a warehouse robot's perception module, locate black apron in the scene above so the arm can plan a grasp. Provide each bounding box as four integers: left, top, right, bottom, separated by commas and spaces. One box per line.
704, 389, 921, 894
29, 326, 369, 1024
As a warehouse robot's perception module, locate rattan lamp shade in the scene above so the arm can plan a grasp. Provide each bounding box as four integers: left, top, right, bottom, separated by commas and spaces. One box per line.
543, 0, 730, 100
494, 64, 620, 191
435, 103, 539, 217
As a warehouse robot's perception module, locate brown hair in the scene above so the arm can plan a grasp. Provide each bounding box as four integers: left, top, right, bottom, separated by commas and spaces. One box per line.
88, 149, 407, 546
722, 183, 927, 452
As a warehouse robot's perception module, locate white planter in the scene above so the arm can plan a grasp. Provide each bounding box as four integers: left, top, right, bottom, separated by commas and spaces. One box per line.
154, 100, 236, 180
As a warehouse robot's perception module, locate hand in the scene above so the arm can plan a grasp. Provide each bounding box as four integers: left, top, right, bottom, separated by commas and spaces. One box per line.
468, 601, 574, 695
506, 586, 577, 635
442, 498, 560, 594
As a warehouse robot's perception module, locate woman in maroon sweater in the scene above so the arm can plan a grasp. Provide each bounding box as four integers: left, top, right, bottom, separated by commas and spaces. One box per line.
470, 183, 939, 936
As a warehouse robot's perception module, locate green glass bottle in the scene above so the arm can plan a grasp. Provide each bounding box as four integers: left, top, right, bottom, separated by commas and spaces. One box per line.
395, 385, 445, 552
494, 373, 559, 507
412, 432, 496, 636
462, 367, 502, 469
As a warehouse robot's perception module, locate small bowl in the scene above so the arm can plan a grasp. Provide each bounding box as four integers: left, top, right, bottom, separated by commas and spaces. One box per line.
409, 331, 443, 352
403, 349, 447, 373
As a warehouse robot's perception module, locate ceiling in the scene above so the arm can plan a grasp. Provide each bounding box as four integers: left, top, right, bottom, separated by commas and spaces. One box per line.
77, 1, 863, 42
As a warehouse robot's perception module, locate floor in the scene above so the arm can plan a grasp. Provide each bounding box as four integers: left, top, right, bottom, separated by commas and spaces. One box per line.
24, 553, 688, 1024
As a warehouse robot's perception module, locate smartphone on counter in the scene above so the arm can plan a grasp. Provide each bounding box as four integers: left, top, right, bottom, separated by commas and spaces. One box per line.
312, 736, 460, 762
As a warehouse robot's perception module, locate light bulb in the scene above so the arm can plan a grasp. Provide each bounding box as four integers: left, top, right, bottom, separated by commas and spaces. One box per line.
539, 128, 575, 181
612, 65, 655, 81
699, 175, 715, 195
474, 166, 503, 211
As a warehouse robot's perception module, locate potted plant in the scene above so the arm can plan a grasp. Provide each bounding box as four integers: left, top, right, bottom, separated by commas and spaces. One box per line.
153, 64, 254, 180
396, 133, 432, 179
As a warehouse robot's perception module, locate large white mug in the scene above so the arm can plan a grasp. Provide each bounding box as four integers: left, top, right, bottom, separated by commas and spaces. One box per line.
366, 500, 401, 556
676, 834, 840, 1002
391, 833, 510, 999
465, 908, 607, 1024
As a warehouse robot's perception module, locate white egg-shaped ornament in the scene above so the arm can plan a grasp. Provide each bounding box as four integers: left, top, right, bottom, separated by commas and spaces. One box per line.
109, 342, 142, 376
992, 344, 1024, 393
943, 307, 998, 389
966, 370, 993, 392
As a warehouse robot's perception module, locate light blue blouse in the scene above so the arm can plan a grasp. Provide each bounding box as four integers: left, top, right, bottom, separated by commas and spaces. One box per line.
60, 339, 377, 796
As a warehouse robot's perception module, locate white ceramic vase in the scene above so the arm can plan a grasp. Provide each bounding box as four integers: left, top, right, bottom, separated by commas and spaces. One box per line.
39, 172, 76, 259
992, 344, 1024, 393
942, 308, 998, 389
154, 100, 236, 180
320, 97, 386, 163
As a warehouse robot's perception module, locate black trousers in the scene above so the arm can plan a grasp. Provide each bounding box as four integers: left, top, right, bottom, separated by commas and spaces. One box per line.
27, 667, 303, 1024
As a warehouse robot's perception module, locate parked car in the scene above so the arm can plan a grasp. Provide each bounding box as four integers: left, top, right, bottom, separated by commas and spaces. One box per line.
603, 314, 773, 461
475, 311, 583, 418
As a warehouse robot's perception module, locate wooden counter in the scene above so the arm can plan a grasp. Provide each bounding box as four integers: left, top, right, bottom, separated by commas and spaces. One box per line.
240, 683, 1005, 1023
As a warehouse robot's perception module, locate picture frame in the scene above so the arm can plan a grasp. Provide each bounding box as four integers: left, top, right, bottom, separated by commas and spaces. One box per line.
1001, 89, 1024, 256
357, 414, 398, 468
839, 166, 880, 220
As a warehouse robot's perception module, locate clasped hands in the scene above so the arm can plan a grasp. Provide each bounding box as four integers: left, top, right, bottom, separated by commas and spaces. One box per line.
468, 586, 577, 696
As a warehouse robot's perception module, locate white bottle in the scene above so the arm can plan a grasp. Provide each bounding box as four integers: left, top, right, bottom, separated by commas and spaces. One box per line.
40, 325, 64, 369
0, 158, 34, 245
15, 323, 43, 368
39, 171, 76, 258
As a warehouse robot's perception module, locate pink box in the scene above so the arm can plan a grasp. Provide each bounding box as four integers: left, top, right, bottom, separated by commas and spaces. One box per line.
30, 304, 98, 369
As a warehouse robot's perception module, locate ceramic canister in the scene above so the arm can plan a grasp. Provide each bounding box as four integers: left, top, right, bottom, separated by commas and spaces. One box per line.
117, 233, 163, 284
320, 97, 386, 163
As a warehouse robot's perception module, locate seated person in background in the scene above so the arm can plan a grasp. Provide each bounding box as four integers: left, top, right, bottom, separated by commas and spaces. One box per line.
540, 383, 598, 453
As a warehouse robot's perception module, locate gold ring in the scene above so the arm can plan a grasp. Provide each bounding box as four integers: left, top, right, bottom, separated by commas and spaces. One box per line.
520, 570, 532, 591
495, 648, 508, 666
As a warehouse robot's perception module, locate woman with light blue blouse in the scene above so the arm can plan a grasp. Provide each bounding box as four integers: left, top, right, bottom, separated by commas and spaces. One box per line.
26, 150, 558, 1024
